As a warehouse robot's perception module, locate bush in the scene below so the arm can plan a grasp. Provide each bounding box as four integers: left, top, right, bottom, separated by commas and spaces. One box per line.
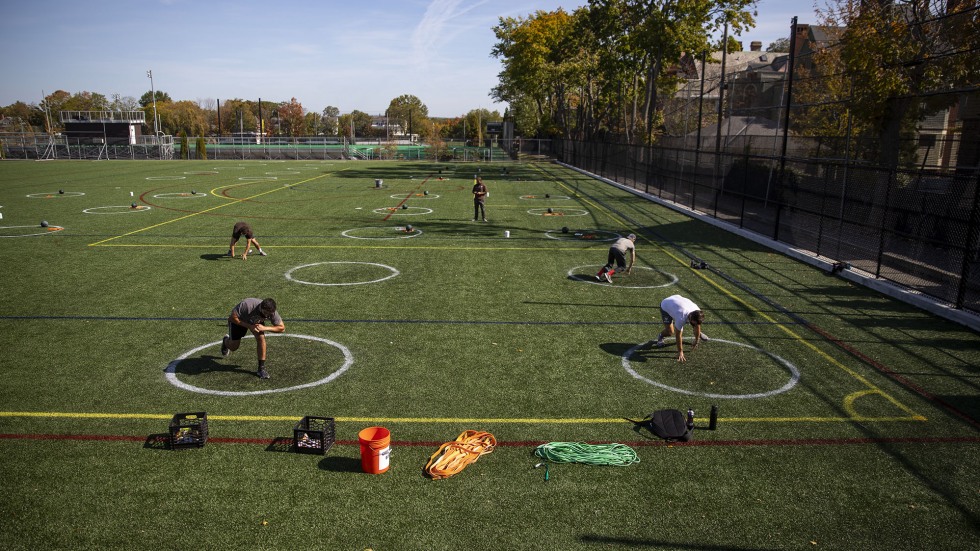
195, 137, 207, 160
179, 131, 189, 160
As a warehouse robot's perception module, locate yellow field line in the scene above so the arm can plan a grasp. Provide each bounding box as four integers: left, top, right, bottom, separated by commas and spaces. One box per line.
538, 165, 925, 421
89, 243, 599, 251
0, 411, 925, 424
88, 172, 338, 246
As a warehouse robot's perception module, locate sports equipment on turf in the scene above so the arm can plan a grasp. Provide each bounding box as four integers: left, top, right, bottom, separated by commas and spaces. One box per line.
625, 409, 692, 442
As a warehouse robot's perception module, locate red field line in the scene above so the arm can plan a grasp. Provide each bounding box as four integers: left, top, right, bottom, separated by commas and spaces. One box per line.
2, 433, 977, 447
381, 175, 433, 221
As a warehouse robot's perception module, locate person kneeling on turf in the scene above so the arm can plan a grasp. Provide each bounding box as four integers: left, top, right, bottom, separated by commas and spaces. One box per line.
221, 298, 285, 379
596, 233, 636, 283
656, 294, 708, 363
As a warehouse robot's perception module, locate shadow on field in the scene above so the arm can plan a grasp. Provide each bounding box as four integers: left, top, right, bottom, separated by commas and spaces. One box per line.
317, 456, 362, 473
579, 535, 776, 550
200, 253, 230, 261
265, 437, 294, 453
170, 355, 254, 376
937, 394, 980, 424
143, 434, 170, 451
600, 341, 658, 359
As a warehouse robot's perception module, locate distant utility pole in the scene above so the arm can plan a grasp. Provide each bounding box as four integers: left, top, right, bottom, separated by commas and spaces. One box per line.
146, 70, 159, 138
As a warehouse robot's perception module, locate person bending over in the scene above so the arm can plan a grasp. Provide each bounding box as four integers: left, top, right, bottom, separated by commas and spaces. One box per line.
221, 297, 285, 379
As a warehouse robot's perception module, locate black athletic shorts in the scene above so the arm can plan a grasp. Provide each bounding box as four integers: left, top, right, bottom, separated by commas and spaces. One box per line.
228, 322, 249, 341
232, 223, 253, 240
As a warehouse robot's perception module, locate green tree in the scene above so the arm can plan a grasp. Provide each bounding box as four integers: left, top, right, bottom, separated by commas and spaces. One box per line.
491, 9, 576, 138
462, 108, 501, 145
591, 0, 755, 143
492, 1, 757, 143
139, 90, 172, 108
321, 106, 340, 135
109, 94, 140, 111
219, 99, 258, 135
766, 37, 790, 52
386, 95, 429, 137
303, 112, 321, 135
1, 101, 44, 132
178, 131, 189, 159
338, 110, 375, 140
195, 136, 207, 159
823, 0, 980, 169
276, 97, 305, 137
39, 90, 110, 131
157, 100, 209, 136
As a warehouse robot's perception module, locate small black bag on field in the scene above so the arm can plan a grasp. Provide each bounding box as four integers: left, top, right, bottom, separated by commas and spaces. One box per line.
626, 409, 692, 442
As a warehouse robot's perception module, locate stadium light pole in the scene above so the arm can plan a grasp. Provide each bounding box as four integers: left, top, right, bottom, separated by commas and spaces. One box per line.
146, 70, 159, 139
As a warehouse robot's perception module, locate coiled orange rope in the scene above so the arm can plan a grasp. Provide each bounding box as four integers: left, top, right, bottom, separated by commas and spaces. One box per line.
423, 430, 497, 479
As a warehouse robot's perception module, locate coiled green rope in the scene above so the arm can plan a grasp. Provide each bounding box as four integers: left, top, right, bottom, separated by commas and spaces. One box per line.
534, 442, 639, 467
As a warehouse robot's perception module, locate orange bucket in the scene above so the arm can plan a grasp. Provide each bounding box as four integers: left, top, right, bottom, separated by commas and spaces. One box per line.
357, 426, 391, 474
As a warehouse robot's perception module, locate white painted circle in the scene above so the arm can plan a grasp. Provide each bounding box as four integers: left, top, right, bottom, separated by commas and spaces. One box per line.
390, 193, 440, 200
152, 192, 210, 198
372, 206, 432, 216
285, 261, 400, 286
520, 194, 570, 200
528, 207, 588, 217
145, 176, 186, 180
183, 171, 218, 175
82, 205, 152, 214
568, 265, 678, 288
239, 176, 278, 181
621, 338, 800, 399
0, 225, 64, 237
342, 227, 423, 239
165, 333, 354, 396
545, 229, 619, 242
27, 191, 85, 198
266, 171, 300, 175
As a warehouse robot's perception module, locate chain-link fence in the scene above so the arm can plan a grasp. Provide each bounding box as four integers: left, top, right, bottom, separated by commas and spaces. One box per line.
558, 10, 980, 315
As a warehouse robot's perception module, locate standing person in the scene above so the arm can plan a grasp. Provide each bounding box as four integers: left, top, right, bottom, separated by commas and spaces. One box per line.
656, 294, 709, 362
596, 233, 637, 283
221, 297, 285, 379
472, 176, 488, 222
227, 221, 267, 260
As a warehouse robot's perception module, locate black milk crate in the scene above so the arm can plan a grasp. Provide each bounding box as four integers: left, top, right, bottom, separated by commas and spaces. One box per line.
169, 412, 209, 450
293, 416, 335, 455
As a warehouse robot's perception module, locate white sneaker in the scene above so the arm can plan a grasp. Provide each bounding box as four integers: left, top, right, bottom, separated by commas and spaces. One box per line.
221, 335, 231, 357
699, 332, 710, 342
655, 336, 665, 348
604, 272, 612, 283
258, 250, 267, 256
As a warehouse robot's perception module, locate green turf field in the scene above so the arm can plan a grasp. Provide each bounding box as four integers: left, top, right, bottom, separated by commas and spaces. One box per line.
0, 159, 977, 550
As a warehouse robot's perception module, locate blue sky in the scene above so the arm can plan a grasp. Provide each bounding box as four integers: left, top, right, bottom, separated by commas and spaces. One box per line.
0, 0, 819, 117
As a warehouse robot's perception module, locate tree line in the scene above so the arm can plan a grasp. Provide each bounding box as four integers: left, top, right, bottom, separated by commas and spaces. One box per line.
490, 0, 979, 172
0, 90, 502, 144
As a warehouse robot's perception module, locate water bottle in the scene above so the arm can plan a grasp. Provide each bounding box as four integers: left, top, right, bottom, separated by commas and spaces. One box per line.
709, 405, 719, 430
686, 408, 695, 430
